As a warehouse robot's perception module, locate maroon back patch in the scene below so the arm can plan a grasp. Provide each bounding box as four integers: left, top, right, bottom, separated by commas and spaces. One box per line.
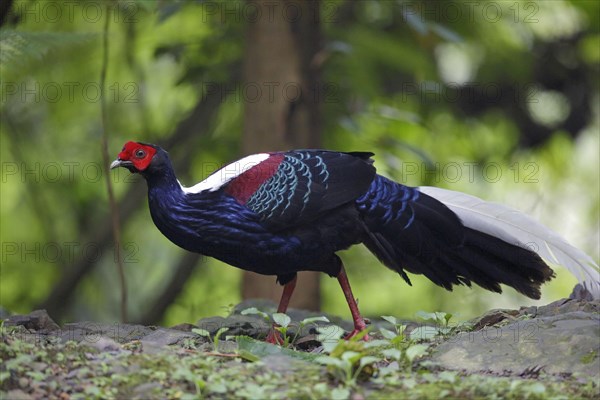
224, 153, 285, 204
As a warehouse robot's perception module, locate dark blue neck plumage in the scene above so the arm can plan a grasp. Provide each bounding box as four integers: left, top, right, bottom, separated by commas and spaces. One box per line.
143, 161, 182, 197
142, 162, 258, 257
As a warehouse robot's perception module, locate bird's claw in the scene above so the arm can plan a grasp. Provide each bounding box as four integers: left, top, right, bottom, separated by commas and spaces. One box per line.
265, 329, 284, 345
344, 316, 369, 342
344, 329, 370, 341
343, 317, 369, 341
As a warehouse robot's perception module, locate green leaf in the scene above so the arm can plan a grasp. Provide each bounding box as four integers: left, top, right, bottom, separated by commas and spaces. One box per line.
272, 313, 291, 328
331, 386, 351, 400
415, 311, 438, 322
363, 339, 390, 349
300, 316, 330, 325
410, 326, 440, 341
379, 327, 398, 340
438, 370, 457, 383
341, 351, 361, 363
237, 350, 260, 362
405, 344, 429, 362
192, 328, 210, 337
359, 356, 380, 368
240, 307, 269, 320
381, 348, 402, 361
403, 378, 417, 389
207, 382, 228, 394
349, 327, 371, 342
215, 327, 229, 338
236, 336, 319, 361
214, 327, 229, 348
381, 315, 398, 325
316, 325, 345, 346
442, 312, 454, 325
524, 382, 546, 395
84, 385, 102, 396
194, 378, 206, 391
315, 355, 343, 367
396, 324, 407, 336
321, 339, 341, 354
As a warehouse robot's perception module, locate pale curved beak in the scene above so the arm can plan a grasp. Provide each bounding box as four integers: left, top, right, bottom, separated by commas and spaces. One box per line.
110, 159, 133, 169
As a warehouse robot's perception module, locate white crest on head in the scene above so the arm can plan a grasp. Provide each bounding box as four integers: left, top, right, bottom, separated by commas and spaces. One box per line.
180, 153, 271, 194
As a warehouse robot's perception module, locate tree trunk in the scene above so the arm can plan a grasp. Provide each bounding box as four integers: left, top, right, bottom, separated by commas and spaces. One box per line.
241, 0, 322, 311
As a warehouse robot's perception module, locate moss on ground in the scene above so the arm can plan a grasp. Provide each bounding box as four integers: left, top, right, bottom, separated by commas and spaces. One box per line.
1, 323, 598, 400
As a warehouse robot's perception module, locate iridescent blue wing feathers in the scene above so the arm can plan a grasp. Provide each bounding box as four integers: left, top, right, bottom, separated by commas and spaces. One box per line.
244, 150, 376, 230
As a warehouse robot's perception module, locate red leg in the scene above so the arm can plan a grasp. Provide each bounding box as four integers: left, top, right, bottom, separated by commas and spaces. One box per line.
337, 265, 369, 340
266, 275, 297, 344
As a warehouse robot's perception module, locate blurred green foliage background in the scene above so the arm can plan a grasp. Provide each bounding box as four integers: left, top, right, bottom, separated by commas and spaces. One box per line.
1, 0, 598, 326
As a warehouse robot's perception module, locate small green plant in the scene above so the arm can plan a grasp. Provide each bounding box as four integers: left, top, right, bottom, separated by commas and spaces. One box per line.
411, 311, 456, 341
241, 307, 330, 347
271, 312, 292, 346
315, 336, 380, 387
379, 315, 407, 346
290, 315, 331, 345
371, 315, 431, 367
192, 327, 230, 353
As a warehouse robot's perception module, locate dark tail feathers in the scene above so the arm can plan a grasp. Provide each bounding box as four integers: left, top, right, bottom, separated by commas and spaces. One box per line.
359, 176, 554, 299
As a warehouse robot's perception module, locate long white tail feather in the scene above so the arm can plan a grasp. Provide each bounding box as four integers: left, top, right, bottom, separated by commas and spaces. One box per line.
419, 186, 600, 299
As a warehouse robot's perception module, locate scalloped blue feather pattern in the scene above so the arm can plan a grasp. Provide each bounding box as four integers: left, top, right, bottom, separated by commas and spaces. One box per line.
245, 151, 328, 220
356, 175, 420, 228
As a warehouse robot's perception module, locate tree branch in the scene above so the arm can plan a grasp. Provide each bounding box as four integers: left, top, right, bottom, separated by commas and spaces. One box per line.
99, 3, 128, 323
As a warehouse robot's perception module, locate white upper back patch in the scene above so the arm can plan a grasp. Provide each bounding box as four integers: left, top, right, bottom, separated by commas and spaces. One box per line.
180, 153, 271, 194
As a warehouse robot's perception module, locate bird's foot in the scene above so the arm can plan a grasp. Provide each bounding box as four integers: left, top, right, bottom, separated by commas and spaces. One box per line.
265, 328, 284, 345
344, 329, 370, 341
344, 318, 370, 341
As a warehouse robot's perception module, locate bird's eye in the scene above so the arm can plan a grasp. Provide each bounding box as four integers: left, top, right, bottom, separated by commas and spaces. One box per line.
135, 149, 146, 158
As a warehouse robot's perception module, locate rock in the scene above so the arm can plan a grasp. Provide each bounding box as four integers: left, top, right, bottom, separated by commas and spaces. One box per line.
570, 283, 595, 301
469, 309, 519, 331
169, 322, 198, 332
216, 340, 238, 354
88, 336, 123, 352
196, 315, 270, 338
534, 298, 600, 317
59, 322, 154, 344
431, 306, 600, 377
133, 327, 200, 354
140, 328, 196, 347
4, 310, 60, 331
261, 354, 310, 374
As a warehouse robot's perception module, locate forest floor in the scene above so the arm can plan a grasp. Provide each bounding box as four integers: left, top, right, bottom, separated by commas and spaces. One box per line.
1, 297, 598, 399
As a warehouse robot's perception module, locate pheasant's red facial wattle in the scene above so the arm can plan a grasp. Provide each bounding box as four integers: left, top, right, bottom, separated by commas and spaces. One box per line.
117, 141, 157, 172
